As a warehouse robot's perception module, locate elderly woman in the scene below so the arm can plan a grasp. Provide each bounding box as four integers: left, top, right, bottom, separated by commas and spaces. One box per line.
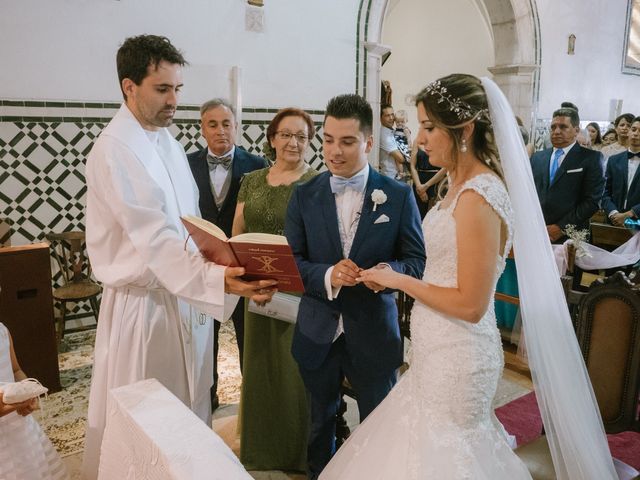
233, 108, 318, 472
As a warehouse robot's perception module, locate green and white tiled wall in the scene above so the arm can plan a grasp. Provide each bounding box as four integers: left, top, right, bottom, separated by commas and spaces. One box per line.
0, 100, 326, 247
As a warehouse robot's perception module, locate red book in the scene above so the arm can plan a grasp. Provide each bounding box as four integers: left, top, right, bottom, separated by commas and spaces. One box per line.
181, 215, 304, 292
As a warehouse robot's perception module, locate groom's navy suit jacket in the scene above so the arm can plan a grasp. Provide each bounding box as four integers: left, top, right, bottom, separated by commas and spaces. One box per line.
285, 169, 426, 378
601, 151, 640, 218
187, 146, 267, 236
530, 143, 604, 231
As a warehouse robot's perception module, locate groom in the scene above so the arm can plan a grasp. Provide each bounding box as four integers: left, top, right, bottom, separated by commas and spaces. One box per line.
285, 94, 425, 479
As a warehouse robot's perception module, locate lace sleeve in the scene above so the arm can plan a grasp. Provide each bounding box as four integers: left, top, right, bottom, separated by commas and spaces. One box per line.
451, 174, 514, 259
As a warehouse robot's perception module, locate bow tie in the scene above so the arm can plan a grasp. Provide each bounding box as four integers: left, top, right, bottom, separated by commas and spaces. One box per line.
330, 175, 365, 194
628, 151, 640, 160
207, 154, 232, 170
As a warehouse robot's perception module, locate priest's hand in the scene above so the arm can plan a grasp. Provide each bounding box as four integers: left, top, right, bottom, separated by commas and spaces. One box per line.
224, 266, 278, 303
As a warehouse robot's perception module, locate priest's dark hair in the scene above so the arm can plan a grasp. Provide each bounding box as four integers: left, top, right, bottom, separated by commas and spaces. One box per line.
324, 94, 373, 136
116, 34, 187, 100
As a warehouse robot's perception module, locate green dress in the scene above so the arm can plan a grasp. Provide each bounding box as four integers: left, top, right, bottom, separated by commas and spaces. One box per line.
237, 166, 317, 472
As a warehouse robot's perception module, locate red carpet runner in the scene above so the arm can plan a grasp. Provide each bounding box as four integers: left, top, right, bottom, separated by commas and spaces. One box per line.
495, 392, 640, 470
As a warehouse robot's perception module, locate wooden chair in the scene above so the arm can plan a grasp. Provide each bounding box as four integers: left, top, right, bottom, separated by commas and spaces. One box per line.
515, 271, 640, 479
45, 231, 101, 344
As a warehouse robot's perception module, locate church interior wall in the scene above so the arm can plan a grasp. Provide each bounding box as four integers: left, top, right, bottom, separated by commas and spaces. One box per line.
2, 0, 640, 248
0, 0, 360, 247
535, 0, 640, 122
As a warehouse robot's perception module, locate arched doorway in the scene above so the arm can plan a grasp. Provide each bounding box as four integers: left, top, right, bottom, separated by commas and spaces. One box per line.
357, 0, 541, 165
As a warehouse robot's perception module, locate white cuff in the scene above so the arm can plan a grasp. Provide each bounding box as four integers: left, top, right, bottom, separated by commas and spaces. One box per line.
324, 266, 341, 301
609, 210, 619, 218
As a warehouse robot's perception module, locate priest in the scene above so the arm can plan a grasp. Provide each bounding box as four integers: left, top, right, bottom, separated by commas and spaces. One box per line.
81, 35, 276, 479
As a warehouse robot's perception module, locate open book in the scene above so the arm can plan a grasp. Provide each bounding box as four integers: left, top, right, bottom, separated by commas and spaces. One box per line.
181, 215, 304, 292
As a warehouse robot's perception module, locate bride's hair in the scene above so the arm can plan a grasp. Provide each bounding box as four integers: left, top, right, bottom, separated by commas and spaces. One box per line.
414, 74, 504, 182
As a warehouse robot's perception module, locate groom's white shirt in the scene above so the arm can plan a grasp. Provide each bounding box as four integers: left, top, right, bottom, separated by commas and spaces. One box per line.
323, 164, 369, 340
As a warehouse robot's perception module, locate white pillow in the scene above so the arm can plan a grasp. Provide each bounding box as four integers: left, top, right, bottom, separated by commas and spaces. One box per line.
0, 378, 48, 404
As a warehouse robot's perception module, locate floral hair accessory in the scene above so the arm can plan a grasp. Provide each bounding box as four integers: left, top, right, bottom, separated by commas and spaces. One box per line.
425, 81, 489, 122
371, 189, 387, 211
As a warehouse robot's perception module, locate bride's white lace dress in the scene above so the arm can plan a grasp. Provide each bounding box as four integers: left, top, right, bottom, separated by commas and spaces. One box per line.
320, 174, 532, 479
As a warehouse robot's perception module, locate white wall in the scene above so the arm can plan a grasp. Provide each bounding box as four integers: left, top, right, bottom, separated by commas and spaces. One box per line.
0, 0, 358, 109
381, 0, 495, 136
536, 0, 640, 121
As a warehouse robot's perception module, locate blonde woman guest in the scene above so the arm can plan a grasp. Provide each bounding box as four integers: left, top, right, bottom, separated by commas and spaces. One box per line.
233, 108, 318, 472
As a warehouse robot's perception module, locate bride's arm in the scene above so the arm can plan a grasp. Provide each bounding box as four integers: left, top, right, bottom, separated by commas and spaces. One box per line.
359, 189, 502, 323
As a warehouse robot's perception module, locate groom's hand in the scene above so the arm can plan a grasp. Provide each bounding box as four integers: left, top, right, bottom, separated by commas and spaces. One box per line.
331, 259, 360, 288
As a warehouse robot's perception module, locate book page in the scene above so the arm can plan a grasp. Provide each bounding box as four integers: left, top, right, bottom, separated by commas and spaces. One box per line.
182, 215, 228, 241
230, 232, 288, 245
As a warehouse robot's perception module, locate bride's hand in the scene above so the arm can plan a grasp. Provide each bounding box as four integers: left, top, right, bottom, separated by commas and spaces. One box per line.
358, 264, 399, 290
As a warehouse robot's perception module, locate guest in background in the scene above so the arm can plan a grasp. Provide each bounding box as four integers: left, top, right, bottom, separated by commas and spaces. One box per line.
587, 122, 603, 151
409, 138, 445, 218
602, 113, 635, 160
602, 128, 618, 146
602, 116, 640, 226
515, 116, 535, 157
379, 104, 406, 180
0, 322, 69, 479
233, 108, 318, 472
187, 98, 267, 411
393, 109, 412, 161
530, 107, 604, 243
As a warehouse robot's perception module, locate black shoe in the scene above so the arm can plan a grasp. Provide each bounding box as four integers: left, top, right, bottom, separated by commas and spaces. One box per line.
211, 393, 220, 411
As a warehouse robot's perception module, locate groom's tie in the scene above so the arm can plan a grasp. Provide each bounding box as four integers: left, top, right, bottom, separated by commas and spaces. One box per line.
330, 175, 365, 194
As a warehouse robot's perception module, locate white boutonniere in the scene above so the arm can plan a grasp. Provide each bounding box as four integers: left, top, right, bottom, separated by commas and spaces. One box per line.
371, 189, 387, 212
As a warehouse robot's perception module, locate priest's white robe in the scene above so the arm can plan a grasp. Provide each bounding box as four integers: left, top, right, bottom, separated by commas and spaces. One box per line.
81, 104, 238, 479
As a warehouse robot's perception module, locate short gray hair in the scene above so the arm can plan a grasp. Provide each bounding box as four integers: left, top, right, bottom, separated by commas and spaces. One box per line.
200, 98, 236, 118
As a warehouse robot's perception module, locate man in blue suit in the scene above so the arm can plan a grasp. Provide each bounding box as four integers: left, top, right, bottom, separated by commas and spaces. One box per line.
602, 116, 640, 225
187, 98, 267, 410
530, 107, 604, 242
285, 94, 426, 479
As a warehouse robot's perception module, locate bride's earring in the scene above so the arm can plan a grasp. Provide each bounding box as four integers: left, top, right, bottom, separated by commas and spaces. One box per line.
460, 138, 468, 153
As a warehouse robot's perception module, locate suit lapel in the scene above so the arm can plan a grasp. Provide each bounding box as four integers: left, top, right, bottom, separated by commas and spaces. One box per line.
319, 175, 344, 258
349, 169, 381, 258
219, 147, 244, 213
203, 148, 222, 216
628, 158, 640, 194
550, 144, 579, 187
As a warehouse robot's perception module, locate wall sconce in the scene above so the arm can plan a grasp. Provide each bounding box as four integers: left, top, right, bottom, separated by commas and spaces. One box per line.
568, 34, 576, 55
248, 0, 264, 6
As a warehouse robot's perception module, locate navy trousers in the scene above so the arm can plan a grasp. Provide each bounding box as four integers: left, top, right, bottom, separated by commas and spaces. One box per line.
298, 335, 397, 480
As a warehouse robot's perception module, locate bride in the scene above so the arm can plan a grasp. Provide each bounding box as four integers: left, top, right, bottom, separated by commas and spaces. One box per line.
319, 75, 618, 479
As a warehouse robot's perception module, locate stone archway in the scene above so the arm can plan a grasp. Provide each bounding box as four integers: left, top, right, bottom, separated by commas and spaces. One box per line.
357, 0, 541, 160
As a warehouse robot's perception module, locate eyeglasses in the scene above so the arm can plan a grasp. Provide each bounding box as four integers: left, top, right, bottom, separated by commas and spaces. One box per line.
275, 131, 309, 143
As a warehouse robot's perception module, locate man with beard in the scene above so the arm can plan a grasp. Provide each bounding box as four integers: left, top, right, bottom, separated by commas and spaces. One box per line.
81, 35, 276, 479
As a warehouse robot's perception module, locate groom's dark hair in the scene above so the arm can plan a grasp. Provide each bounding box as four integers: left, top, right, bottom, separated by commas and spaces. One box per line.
324, 94, 373, 136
